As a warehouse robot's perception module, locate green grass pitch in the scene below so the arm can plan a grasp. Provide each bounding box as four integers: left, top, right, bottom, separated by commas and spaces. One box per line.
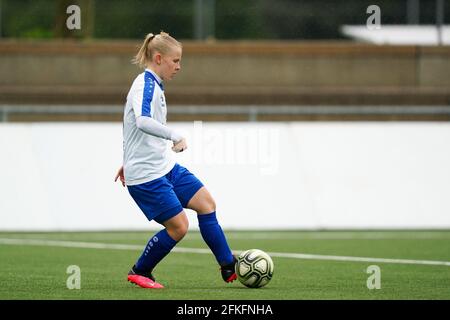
0, 230, 449, 300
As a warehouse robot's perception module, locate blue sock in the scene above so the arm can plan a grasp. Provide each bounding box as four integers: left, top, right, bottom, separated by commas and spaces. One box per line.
197, 212, 234, 266
135, 229, 177, 273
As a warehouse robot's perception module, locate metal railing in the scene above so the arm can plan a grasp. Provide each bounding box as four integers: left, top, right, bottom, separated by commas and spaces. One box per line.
1, 104, 450, 122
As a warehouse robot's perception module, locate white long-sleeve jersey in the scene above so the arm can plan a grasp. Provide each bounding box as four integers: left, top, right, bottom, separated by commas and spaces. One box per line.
122, 68, 182, 186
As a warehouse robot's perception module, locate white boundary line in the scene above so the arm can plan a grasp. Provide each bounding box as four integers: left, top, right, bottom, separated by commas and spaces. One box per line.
0, 238, 449, 267
3, 231, 450, 241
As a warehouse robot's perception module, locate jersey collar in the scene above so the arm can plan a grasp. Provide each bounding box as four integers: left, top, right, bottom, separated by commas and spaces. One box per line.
145, 68, 164, 91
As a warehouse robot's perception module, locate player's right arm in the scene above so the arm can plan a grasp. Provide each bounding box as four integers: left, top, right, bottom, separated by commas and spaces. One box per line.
135, 116, 183, 144
131, 80, 186, 152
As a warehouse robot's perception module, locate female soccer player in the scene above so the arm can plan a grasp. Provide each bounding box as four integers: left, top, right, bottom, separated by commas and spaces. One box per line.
115, 32, 237, 289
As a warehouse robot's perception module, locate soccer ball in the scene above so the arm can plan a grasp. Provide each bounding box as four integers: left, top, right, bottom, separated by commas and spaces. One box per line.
235, 249, 274, 288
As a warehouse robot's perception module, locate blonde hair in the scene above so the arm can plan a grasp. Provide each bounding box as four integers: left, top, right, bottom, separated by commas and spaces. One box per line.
133, 32, 182, 68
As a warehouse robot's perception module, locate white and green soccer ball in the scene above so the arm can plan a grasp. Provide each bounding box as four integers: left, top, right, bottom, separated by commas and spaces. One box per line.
235, 249, 274, 288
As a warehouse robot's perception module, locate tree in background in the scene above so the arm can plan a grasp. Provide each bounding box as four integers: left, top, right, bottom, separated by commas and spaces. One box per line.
0, 0, 447, 40
54, 0, 95, 39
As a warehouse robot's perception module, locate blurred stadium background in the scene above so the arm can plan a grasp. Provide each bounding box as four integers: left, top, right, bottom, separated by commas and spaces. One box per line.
0, 0, 449, 121
0, 0, 449, 300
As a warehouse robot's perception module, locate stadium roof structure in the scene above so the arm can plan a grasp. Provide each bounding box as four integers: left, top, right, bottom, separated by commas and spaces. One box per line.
341, 25, 450, 45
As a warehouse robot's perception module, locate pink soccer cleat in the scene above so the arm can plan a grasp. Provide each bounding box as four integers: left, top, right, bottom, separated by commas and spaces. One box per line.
127, 274, 164, 289
127, 266, 164, 289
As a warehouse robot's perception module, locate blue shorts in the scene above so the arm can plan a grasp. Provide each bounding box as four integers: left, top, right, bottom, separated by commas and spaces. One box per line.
127, 163, 204, 224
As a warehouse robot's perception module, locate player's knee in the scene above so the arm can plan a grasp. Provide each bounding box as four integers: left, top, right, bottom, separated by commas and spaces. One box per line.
172, 219, 189, 240
179, 219, 189, 236
201, 198, 216, 214
209, 199, 217, 213
165, 213, 189, 241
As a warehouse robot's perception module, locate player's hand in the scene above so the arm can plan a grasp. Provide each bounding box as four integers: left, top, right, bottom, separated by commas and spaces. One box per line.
172, 138, 187, 153
114, 165, 125, 187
